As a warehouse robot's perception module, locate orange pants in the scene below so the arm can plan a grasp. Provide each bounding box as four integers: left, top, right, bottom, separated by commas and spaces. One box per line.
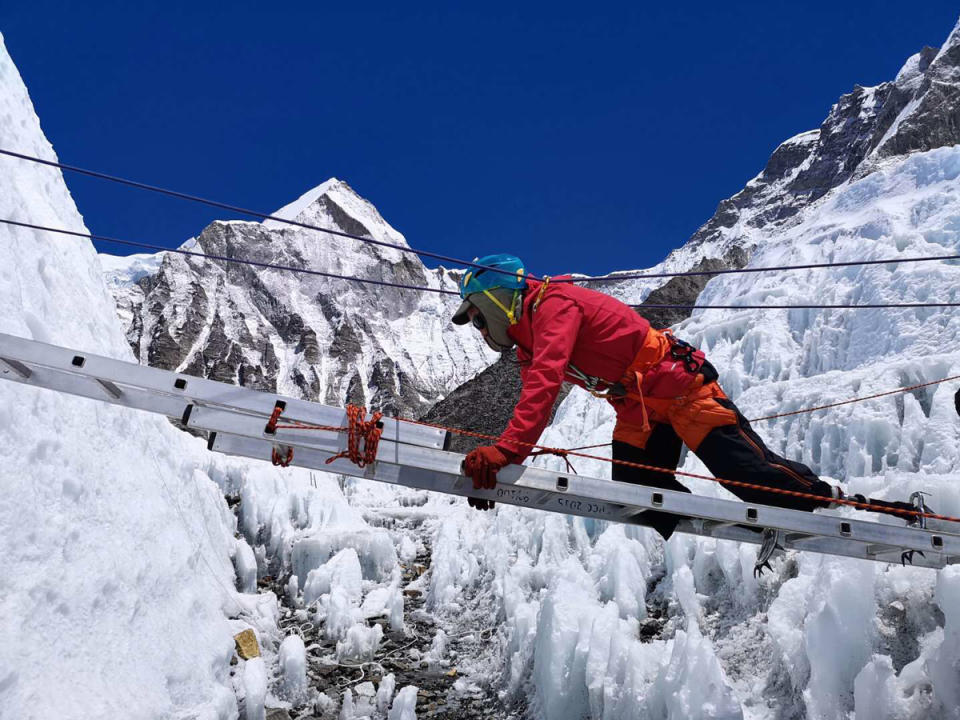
610, 381, 835, 540
612, 379, 738, 452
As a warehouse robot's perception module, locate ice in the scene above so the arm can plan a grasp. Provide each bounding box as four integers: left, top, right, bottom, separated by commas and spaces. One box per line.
425, 142, 960, 718
278, 634, 307, 704
242, 657, 267, 720
235, 537, 259, 593
321, 586, 364, 643
287, 574, 300, 606
303, 547, 363, 607
928, 566, 960, 716
0, 33, 255, 720
424, 629, 448, 669
854, 655, 901, 720
339, 688, 355, 720
293, 530, 397, 585
376, 673, 397, 713
387, 685, 419, 720
336, 622, 384, 662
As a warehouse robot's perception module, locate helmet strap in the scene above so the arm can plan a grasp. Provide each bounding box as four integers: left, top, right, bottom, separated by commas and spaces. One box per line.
482, 288, 521, 325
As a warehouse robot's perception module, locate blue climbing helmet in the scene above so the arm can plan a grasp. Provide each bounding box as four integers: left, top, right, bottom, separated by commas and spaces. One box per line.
451, 254, 528, 326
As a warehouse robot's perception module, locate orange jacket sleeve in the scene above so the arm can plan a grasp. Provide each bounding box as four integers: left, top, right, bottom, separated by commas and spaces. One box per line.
496, 295, 582, 460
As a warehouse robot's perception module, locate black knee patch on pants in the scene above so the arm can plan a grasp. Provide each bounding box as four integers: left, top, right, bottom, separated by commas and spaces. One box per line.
612, 426, 689, 540
695, 398, 833, 512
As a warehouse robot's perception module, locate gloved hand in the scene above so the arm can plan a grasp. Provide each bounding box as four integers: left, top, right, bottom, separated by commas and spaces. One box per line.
467, 497, 496, 511
463, 445, 514, 490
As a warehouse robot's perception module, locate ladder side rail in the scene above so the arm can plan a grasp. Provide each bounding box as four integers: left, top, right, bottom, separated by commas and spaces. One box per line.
355, 440, 960, 558
2, 333, 955, 564
681, 520, 948, 569
0, 333, 447, 449
0, 359, 188, 418
208, 431, 638, 526
209, 431, 952, 569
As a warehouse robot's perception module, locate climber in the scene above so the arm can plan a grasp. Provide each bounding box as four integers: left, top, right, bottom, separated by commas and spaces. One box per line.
451, 253, 930, 539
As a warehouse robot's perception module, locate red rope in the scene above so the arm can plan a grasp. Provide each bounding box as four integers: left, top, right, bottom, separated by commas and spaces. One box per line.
271, 446, 294, 467
321, 405, 383, 468
528, 447, 578, 474
749, 374, 960, 422
265, 377, 960, 523
398, 416, 960, 524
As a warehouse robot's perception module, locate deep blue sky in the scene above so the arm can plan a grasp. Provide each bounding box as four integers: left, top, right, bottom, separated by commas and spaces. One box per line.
2, 2, 958, 276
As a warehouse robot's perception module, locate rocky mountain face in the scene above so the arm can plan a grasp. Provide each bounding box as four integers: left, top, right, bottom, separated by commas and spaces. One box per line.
687, 25, 960, 255
103, 180, 496, 418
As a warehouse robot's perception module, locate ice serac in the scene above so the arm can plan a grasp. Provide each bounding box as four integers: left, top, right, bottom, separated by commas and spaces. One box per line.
0, 33, 240, 719
106, 178, 495, 416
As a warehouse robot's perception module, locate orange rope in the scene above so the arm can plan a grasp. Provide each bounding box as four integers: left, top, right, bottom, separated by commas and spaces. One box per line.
266, 379, 960, 524
398, 416, 960, 524
749, 374, 960, 422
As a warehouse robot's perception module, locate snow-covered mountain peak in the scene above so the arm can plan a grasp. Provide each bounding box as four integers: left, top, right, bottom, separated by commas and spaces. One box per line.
894, 48, 937, 86
262, 176, 411, 253
265, 177, 343, 226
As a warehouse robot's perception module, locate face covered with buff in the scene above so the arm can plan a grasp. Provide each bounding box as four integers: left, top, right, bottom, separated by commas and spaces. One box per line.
454, 287, 520, 352
451, 253, 527, 353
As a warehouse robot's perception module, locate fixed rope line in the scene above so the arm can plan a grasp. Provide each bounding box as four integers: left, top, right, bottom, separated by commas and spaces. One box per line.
630, 302, 960, 310
6, 218, 960, 311
568, 253, 960, 284
749, 374, 960, 422
0, 148, 530, 281
4, 148, 960, 288
276, 404, 960, 524
0, 218, 457, 295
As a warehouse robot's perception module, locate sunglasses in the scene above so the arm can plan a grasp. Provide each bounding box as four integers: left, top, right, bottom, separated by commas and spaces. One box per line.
471, 312, 487, 331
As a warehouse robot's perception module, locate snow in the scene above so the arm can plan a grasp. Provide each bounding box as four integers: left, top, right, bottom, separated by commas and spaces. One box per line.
99, 250, 164, 287
263, 178, 342, 229
278, 634, 308, 704
0, 32, 243, 720
388, 685, 419, 720
242, 657, 267, 720
6, 12, 960, 720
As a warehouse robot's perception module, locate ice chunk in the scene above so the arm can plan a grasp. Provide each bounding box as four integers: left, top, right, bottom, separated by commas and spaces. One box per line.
854, 655, 901, 720
398, 535, 418, 562
235, 538, 258, 594
242, 657, 267, 720
336, 622, 384, 662
321, 586, 364, 642
287, 574, 300, 606
293, 530, 398, 583
339, 688, 354, 720
303, 547, 363, 607
388, 685, 419, 720
928, 565, 960, 713
424, 629, 448, 669
376, 673, 397, 713
278, 634, 307, 704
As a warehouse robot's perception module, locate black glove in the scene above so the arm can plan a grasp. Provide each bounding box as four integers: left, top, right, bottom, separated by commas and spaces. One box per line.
468, 497, 496, 511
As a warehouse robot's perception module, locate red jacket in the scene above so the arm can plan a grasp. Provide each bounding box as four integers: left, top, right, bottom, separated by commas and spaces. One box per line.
497, 278, 657, 459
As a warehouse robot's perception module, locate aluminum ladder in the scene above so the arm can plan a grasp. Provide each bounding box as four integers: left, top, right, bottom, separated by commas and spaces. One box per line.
1, 332, 956, 570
